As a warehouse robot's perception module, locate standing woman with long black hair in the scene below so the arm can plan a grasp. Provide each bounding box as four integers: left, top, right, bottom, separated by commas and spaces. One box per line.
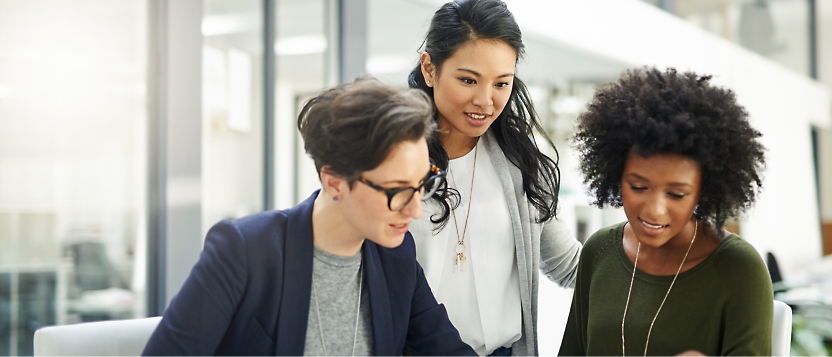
406, 0, 581, 355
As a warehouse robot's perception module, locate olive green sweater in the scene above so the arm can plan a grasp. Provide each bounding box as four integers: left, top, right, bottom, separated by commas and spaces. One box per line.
559, 222, 772, 356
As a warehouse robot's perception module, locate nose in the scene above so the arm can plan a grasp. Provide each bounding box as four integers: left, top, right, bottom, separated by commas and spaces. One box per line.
644, 193, 667, 220
472, 85, 493, 108
400, 190, 424, 219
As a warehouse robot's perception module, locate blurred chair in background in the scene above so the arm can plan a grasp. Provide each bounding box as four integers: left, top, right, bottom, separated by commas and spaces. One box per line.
766, 252, 832, 355
773, 300, 793, 356
33, 316, 161, 356
64, 240, 134, 322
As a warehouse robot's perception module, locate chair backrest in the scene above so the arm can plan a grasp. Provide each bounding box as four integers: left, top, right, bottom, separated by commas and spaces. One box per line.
772, 300, 792, 356
33, 316, 161, 356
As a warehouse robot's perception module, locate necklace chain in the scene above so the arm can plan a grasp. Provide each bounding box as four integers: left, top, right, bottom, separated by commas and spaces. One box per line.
621, 220, 697, 356
312, 259, 363, 356
450, 142, 478, 271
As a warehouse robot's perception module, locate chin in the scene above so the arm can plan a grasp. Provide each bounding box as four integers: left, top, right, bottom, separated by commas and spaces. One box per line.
635, 233, 673, 249
371, 233, 406, 249
464, 126, 491, 138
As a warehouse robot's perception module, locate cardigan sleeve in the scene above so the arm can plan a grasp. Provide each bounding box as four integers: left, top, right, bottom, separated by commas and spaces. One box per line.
539, 217, 582, 288
142, 220, 248, 356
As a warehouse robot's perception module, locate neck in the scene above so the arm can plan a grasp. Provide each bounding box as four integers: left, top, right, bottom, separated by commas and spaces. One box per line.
639, 219, 699, 269
438, 119, 479, 159
311, 192, 365, 256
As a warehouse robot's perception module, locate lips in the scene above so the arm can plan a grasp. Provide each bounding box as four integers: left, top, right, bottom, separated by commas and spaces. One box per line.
390, 222, 410, 234
638, 218, 668, 236
465, 112, 490, 127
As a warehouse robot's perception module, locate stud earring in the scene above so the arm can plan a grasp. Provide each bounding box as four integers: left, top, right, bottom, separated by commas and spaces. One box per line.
426, 80, 432, 86
333, 196, 340, 201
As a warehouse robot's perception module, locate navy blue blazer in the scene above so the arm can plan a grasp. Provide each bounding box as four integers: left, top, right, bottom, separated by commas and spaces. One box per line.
142, 191, 475, 356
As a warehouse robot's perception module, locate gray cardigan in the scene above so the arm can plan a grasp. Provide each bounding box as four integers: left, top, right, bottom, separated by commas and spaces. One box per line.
480, 130, 582, 356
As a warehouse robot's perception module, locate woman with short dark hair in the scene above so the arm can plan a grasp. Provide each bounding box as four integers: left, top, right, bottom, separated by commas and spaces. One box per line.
406, 0, 582, 355
143, 77, 476, 356
559, 67, 771, 356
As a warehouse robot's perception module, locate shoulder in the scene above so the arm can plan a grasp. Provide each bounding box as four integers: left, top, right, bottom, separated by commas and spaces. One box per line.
206, 210, 290, 245
210, 192, 316, 246
710, 235, 772, 293
711, 235, 768, 272
584, 222, 625, 252
578, 222, 625, 267
228, 209, 290, 237
711, 235, 769, 273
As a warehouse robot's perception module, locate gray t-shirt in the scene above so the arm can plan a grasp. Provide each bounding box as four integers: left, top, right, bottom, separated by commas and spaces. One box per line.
304, 246, 373, 356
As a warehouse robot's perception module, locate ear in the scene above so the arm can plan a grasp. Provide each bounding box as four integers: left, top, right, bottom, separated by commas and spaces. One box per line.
420, 52, 436, 87
319, 165, 346, 200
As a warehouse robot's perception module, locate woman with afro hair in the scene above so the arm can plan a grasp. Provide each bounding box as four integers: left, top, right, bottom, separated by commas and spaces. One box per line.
559, 67, 771, 356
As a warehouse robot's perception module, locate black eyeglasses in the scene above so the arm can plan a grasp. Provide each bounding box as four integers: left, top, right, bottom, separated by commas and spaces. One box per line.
356, 165, 447, 211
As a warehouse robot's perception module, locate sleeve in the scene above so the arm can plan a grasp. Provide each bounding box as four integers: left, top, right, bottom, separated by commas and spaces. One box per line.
403, 262, 477, 356
719, 241, 773, 356
142, 220, 248, 356
539, 217, 582, 288
557, 241, 591, 356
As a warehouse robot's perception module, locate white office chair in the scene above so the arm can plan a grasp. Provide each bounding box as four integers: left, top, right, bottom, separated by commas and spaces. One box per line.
33, 316, 161, 356
772, 300, 792, 356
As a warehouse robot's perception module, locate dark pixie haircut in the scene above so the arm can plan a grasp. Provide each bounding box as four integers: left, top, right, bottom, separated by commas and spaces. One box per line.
408, 0, 561, 227
573, 67, 766, 229
298, 76, 435, 184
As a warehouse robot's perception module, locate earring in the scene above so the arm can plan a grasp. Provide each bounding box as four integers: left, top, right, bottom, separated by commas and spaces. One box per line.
333, 196, 340, 201
426, 80, 432, 86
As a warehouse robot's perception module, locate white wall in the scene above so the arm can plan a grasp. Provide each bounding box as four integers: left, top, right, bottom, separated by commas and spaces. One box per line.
818, 0, 832, 223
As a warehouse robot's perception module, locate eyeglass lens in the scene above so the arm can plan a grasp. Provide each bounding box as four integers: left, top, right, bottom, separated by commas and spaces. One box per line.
389, 173, 445, 211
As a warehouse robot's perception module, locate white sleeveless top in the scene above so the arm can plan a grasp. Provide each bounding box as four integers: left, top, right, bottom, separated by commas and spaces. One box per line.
410, 140, 521, 356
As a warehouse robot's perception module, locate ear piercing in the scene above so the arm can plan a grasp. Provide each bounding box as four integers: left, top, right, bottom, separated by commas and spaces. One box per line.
333, 196, 340, 201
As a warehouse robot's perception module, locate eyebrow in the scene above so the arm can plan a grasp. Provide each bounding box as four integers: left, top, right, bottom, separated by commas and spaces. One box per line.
624, 173, 693, 188
456, 68, 515, 79
379, 180, 413, 185
376, 168, 433, 186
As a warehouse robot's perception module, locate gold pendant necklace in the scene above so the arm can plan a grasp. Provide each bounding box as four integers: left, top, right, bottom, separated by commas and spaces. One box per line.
621, 220, 697, 356
450, 143, 477, 272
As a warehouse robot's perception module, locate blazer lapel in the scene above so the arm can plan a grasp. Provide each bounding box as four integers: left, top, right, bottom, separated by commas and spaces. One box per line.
364, 242, 395, 356
275, 191, 317, 355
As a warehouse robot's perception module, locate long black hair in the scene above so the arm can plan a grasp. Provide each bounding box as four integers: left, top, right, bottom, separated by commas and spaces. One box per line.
407, 0, 561, 229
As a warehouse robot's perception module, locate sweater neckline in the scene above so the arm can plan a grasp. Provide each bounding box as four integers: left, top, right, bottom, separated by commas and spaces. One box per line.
613, 221, 738, 283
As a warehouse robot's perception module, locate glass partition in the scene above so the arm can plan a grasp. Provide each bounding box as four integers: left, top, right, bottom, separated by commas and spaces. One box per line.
0, 0, 148, 354
274, 0, 333, 208
202, 0, 265, 234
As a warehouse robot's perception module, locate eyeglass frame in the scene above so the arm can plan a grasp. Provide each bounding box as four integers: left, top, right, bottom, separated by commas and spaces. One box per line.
355, 165, 446, 211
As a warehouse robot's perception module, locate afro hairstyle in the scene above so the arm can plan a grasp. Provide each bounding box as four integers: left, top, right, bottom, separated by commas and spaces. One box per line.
572, 67, 766, 229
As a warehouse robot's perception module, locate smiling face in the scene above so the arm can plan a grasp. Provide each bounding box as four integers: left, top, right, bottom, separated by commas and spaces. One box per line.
339, 137, 430, 248
421, 39, 516, 153
621, 152, 702, 249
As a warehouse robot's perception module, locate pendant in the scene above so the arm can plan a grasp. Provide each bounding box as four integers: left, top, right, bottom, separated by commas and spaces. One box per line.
454, 242, 466, 272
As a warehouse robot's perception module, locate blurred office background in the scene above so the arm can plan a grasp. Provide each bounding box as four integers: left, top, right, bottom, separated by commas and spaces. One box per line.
0, 0, 831, 355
